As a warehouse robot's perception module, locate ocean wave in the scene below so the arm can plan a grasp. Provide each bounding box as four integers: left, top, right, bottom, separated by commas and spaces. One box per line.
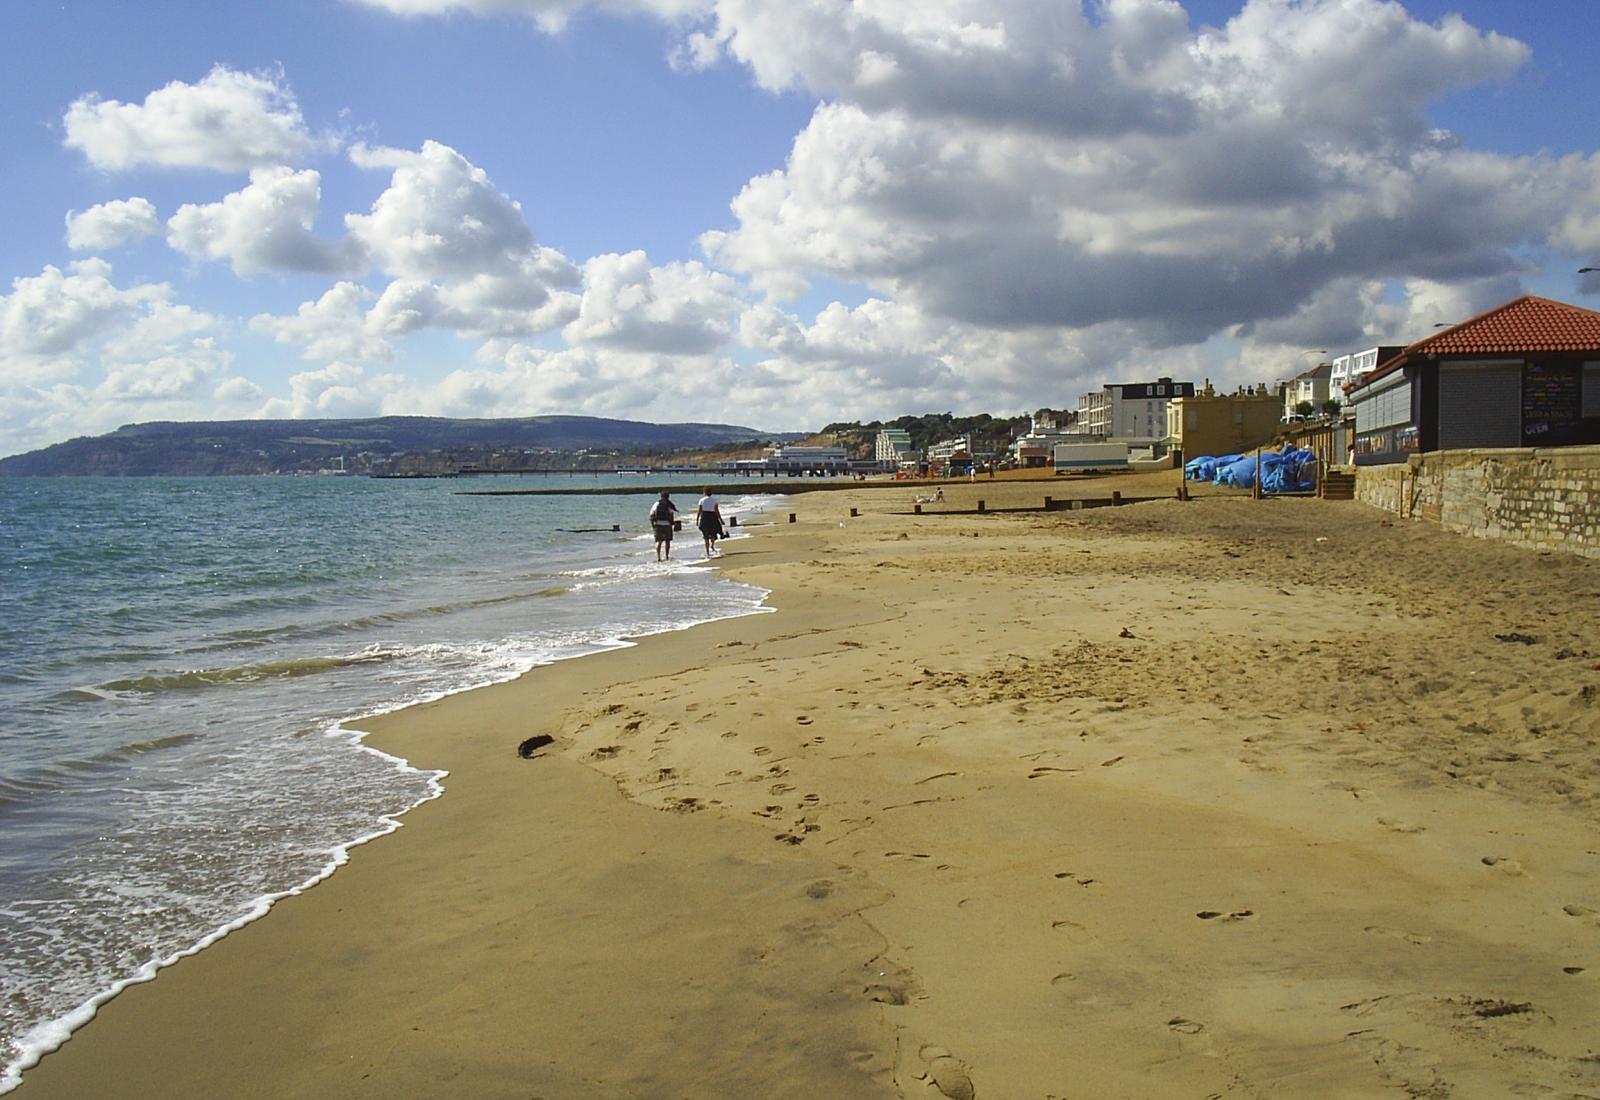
97, 649, 408, 695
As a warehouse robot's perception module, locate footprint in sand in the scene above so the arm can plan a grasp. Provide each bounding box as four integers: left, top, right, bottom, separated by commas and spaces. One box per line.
1561, 903, 1600, 926
1100, 755, 1125, 767
1196, 909, 1255, 922
1378, 817, 1425, 834
915, 771, 961, 785
1051, 918, 1094, 943
774, 832, 805, 845
770, 782, 795, 795
917, 1047, 976, 1100
589, 745, 620, 759
1167, 1017, 1205, 1034
1055, 872, 1097, 887
1028, 766, 1078, 779
753, 805, 784, 819
751, 745, 772, 757
1363, 925, 1431, 945
796, 716, 813, 725
1481, 856, 1526, 876
720, 730, 739, 739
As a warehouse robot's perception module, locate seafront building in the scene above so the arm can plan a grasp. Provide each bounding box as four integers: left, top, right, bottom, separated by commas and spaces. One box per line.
1010, 410, 1090, 467
875, 428, 916, 469
1165, 383, 1283, 460
1329, 346, 1403, 408
1077, 377, 1196, 446
1348, 295, 1600, 464
927, 435, 974, 466
1284, 361, 1333, 418
713, 443, 855, 475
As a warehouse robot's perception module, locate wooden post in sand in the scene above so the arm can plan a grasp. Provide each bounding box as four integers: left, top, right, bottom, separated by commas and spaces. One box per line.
730, 516, 738, 526
1044, 496, 1054, 510
977, 500, 986, 513
914, 503, 922, 514
850, 507, 859, 517
1112, 491, 1122, 506
788, 513, 796, 523
611, 524, 620, 531
1253, 451, 1263, 500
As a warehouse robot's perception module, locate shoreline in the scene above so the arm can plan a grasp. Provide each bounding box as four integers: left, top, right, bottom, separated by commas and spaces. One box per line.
1, 497, 786, 1096
13, 474, 1600, 1097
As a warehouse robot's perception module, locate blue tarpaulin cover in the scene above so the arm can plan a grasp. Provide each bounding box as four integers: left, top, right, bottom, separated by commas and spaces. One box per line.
1184, 446, 1317, 493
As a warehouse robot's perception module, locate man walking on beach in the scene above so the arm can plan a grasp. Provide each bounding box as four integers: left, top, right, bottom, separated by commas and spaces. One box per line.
650, 491, 678, 561
694, 487, 724, 559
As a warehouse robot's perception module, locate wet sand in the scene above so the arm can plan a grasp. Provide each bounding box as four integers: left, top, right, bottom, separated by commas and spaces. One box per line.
15, 474, 1600, 1098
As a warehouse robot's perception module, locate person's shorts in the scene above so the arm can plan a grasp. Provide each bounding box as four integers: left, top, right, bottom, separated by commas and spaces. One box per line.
653, 523, 674, 541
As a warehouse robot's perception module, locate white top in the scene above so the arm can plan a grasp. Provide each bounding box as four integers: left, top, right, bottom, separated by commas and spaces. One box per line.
697, 494, 719, 512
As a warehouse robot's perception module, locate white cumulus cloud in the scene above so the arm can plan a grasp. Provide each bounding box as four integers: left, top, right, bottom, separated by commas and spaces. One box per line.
250, 282, 393, 362
65, 198, 162, 251
63, 65, 332, 172
340, 141, 581, 340
167, 167, 361, 277
0, 259, 166, 367
0, 264, 248, 456
564, 252, 745, 354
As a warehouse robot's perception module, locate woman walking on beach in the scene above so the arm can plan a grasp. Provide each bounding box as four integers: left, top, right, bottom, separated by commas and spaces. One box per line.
649, 491, 678, 561
694, 488, 724, 559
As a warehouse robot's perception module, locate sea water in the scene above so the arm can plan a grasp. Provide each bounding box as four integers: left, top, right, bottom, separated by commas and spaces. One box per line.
0, 474, 781, 1091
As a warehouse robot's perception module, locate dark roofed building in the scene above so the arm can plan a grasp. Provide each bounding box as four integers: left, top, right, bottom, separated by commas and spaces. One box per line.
1347, 295, 1600, 465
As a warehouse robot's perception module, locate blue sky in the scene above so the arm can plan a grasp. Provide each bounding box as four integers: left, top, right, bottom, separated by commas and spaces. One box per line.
4, 0, 1600, 456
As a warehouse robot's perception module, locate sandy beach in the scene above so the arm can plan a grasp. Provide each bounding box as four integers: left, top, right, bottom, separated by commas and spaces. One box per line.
15, 473, 1600, 1098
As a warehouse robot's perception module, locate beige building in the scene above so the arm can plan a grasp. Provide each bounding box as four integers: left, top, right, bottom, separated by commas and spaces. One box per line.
1166, 384, 1283, 459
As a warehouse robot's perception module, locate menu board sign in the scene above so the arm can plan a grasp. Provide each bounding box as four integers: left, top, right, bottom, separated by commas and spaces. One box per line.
1521, 361, 1582, 444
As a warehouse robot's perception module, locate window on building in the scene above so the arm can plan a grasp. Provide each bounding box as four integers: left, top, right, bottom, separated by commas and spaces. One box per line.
1356, 377, 1413, 433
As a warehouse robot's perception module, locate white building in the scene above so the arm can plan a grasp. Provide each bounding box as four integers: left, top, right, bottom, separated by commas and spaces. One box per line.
1284, 362, 1332, 419
1077, 377, 1196, 443
1329, 346, 1403, 407
927, 435, 971, 462
875, 428, 915, 467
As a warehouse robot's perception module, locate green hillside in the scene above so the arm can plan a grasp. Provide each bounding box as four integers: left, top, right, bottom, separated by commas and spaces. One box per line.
0, 416, 796, 476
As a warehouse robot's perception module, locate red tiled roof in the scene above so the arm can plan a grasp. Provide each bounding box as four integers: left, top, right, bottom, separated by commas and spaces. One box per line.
1351, 295, 1600, 392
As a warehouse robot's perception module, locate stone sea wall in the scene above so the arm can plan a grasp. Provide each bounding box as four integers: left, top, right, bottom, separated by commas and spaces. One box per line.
1354, 446, 1600, 559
